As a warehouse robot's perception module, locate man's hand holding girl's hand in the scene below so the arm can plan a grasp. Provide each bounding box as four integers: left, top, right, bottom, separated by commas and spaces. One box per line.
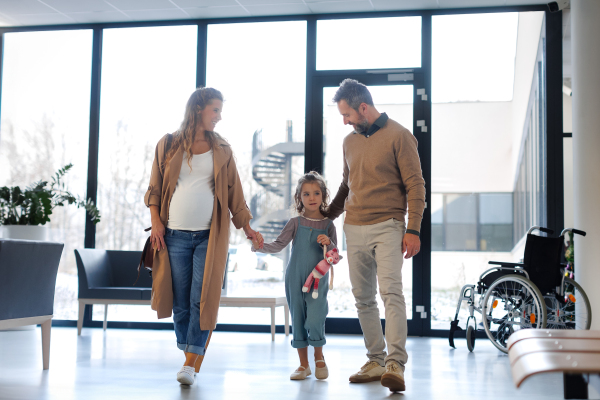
317, 234, 331, 246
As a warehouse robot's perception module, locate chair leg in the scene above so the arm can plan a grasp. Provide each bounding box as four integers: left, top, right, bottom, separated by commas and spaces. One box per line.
77, 301, 85, 336
271, 306, 276, 341
41, 318, 51, 370
103, 305, 108, 331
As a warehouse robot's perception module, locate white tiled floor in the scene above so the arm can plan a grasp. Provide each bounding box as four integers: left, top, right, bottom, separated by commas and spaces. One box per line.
0, 327, 566, 400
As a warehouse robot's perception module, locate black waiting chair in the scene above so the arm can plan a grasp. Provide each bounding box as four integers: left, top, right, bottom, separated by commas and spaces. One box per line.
75, 249, 151, 335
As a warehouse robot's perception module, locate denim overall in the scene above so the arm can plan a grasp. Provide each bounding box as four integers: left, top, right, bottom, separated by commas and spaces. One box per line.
285, 217, 331, 348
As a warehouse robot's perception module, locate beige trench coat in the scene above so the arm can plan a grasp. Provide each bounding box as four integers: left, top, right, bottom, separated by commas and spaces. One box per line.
144, 133, 252, 330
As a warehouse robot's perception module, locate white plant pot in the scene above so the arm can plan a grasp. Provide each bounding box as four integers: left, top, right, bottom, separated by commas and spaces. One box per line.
0, 225, 49, 241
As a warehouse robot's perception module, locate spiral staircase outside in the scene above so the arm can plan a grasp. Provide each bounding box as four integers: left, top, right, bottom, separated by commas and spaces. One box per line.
250, 121, 303, 262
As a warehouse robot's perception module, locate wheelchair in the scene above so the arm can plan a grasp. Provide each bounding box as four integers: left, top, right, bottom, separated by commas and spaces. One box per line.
448, 226, 592, 353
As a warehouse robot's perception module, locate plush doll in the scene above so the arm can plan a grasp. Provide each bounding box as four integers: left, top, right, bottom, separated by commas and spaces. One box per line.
302, 245, 341, 299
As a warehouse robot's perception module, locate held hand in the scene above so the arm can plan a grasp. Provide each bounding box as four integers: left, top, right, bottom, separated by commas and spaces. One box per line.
151, 220, 166, 251
244, 224, 264, 249
317, 234, 331, 246
251, 231, 264, 250
402, 233, 420, 259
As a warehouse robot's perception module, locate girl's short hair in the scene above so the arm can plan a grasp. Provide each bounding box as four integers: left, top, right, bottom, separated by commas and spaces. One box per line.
293, 171, 330, 216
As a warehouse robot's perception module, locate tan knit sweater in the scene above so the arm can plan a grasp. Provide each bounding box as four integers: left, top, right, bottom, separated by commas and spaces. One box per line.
328, 118, 426, 233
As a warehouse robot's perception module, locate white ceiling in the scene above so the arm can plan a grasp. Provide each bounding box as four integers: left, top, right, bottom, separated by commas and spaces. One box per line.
0, 0, 551, 27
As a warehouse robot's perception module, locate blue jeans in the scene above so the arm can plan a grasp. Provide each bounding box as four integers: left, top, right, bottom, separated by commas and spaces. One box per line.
164, 228, 211, 355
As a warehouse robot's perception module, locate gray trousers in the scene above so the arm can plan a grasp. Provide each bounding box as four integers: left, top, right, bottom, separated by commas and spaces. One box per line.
344, 218, 408, 370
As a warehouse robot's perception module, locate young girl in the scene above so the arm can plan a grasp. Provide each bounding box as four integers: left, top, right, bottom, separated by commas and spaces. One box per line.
253, 171, 337, 380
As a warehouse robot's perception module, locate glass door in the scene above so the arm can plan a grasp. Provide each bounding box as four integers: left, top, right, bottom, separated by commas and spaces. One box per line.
428, 12, 547, 335
313, 73, 427, 336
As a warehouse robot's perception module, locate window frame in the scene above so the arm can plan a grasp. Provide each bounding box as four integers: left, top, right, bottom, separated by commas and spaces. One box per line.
0, 4, 562, 337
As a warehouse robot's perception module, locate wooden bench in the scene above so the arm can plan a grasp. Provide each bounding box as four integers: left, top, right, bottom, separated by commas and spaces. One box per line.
78, 294, 290, 342
219, 296, 289, 341
507, 329, 600, 399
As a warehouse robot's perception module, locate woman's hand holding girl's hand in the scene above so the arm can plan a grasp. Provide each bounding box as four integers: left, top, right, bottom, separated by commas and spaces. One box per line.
251, 232, 264, 250
317, 234, 331, 246
151, 219, 166, 250
243, 223, 264, 249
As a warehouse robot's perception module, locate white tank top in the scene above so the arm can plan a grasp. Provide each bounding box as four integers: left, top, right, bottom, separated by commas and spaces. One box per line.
167, 150, 214, 231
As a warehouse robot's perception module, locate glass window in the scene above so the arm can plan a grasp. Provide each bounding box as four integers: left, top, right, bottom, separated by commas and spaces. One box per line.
480, 193, 512, 224
0, 30, 93, 320
432, 13, 518, 103
430, 11, 546, 330
431, 194, 444, 251
317, 17, 422, 70
445, 194, 477, 251
94, 25, 198, 323
207, 21, 306, 325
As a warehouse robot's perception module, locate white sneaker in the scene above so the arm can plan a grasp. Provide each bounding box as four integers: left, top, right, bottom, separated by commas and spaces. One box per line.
290, 365, 312, 380
177, 366, 196, 385
381, 360, 405, 392
349, 360, 385, 383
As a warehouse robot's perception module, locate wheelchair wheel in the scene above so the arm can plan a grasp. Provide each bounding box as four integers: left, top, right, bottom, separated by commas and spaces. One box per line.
545, 277, 592, 330
482, 275, 546, 353
466, 325, 476, 352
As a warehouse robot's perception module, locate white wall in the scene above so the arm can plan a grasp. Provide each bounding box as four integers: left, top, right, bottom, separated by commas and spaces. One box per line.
571, 0, 600, 330
511, 12, 545, 179
563, 93, 573, 133
432, 102, 513, 193
563, 94, 574, 230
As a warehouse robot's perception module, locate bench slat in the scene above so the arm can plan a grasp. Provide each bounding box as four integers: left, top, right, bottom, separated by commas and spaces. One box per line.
219, 296, 287, 307
507, 329, 600, 350
512, 352, 600, 388
509, 337, 600, 365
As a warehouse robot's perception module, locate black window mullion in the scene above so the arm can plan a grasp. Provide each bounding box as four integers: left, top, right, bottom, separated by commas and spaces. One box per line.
304, 17, 319, 174
420, 12, 432, 336
545, 10, 564, 235
84, 27, 102, 249
196, 22, 207, 88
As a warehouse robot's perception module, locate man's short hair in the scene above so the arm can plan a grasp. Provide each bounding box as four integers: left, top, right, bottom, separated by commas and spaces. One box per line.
333, 79, 374, 111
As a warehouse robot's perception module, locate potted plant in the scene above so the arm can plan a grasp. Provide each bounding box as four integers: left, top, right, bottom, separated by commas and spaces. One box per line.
0, 164, 101, 240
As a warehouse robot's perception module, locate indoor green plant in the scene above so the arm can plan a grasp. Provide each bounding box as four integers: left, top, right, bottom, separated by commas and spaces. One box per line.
0, 164, 100, 228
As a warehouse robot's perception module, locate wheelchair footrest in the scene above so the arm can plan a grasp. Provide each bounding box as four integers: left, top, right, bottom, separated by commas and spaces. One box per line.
449, 319, 463, 349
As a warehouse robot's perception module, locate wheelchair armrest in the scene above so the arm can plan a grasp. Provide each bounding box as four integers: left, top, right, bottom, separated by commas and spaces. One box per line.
488, 261, 526, 268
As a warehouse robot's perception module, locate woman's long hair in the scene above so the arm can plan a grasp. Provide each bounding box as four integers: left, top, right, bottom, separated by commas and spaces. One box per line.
166, 87, 225, 170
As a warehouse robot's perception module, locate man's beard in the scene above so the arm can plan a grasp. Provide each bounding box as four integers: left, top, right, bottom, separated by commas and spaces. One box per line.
353, 117, 370, 133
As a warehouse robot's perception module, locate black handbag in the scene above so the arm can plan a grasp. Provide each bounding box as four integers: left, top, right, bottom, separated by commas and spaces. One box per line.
135, 227, 153, 284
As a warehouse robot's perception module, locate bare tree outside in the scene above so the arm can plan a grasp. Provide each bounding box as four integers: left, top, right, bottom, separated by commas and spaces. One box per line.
0, 115, 88, 320
95, 121, 153, 251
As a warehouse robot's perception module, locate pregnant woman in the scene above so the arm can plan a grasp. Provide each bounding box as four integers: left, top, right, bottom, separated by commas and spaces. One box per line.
144, 87, 263, 385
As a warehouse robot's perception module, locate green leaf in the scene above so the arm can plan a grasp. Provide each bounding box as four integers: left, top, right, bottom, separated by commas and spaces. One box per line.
0, 164, 99, 227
